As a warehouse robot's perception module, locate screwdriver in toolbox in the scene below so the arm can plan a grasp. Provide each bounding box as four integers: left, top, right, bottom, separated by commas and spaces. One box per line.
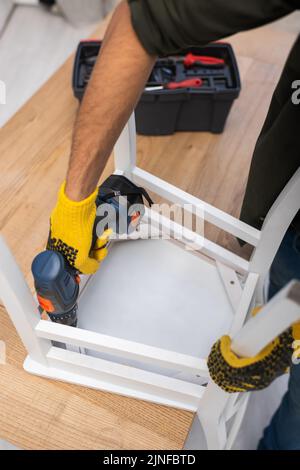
145, 77, 203, 91
183, 53, 225, 68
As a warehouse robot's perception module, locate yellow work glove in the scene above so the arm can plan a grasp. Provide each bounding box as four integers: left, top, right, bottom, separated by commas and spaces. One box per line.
208, 319, 300, 393
47, 182, 111, 274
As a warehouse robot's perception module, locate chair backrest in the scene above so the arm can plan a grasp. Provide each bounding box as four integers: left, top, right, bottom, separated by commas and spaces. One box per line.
249, 168, 300, 301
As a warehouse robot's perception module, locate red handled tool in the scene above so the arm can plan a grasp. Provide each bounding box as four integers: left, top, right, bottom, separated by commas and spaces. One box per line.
145, 78, 203, 91
166, 78, 202, 89
184, 53, 225, 68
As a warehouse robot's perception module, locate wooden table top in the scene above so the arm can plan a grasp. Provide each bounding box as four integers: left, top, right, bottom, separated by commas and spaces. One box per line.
0, 10, 297, 449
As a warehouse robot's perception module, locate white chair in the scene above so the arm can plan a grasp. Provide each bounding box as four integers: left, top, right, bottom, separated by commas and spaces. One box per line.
0, 114, 299, 449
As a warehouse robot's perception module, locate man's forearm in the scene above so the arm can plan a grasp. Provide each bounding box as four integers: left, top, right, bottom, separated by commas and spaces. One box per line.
65, 1, 156, 201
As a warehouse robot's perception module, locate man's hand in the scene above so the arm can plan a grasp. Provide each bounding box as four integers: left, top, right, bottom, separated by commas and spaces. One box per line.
208, 321, 300, 393
47, 183, 111, 274
207, 331, 293, 393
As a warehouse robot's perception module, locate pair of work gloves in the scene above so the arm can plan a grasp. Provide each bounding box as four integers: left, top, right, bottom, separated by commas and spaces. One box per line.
49, 183, 299, 393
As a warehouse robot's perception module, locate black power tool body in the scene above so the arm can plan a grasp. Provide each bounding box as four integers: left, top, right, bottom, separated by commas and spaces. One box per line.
32, 175, 152, 327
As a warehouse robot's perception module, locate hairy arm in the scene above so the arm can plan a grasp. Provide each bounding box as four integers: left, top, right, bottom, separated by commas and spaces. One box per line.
65, 1, 156, 201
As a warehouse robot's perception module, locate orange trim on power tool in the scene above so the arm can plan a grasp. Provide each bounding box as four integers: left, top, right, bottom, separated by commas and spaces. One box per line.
37, 295, 55, 313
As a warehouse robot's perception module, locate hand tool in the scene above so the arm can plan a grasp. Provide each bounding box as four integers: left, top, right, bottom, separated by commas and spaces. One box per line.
32, 175, 153, 328
145, 77, 203, 92
183, 53, 225, 68
148, 60, 176, 84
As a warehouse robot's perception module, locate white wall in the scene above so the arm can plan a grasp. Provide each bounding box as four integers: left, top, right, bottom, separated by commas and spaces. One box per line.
0, 5, 95, 127
0, 0, 14, 34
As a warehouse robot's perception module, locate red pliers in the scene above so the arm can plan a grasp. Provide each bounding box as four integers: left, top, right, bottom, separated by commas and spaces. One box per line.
184, 53, 225, 68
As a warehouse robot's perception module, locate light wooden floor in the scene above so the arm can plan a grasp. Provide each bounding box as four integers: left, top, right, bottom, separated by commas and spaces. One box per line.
0, 8, 299, 450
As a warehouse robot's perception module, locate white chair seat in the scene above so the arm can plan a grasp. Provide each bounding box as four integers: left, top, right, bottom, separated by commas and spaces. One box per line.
78, 239, 234, 375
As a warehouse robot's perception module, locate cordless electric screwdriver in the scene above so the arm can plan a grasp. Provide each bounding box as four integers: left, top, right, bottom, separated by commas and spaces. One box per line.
32, 175, 152, 327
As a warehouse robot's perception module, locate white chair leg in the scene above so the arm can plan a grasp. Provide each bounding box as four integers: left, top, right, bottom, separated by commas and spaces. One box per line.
0, 235, 51, 365
184, 412, 227, 450
114, 113, 137, 175
250, 167, 300, 300
186, 382, 230, 450
202, 416, 227, 450
225, 394, 250, 450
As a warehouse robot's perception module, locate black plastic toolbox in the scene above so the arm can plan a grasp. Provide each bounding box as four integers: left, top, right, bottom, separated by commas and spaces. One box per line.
73, 41, 241, 135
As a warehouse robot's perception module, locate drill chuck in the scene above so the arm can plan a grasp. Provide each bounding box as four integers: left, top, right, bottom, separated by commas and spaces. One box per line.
46, 305, 78, 327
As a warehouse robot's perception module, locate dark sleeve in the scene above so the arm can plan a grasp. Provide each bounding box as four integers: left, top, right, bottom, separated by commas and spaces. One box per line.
128, 0, 298, 55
